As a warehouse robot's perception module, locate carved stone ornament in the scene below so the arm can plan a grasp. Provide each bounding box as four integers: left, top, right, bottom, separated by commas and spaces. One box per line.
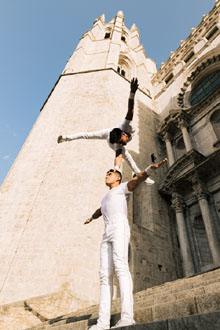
191, 174, 207, 200
157, 110, 190, 140
178, 118, 188, 129
163, 131, 172, 142
171, 192, 185, 212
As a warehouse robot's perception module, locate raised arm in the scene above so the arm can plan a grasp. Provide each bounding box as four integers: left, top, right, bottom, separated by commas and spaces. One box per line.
127, 158, 167, 192
125, 78, 139, 121
84, 207, 102, 224
114, 149, 123, 170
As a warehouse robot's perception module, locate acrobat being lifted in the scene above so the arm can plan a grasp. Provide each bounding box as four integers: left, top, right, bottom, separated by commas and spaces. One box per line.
57, 78, 154, 185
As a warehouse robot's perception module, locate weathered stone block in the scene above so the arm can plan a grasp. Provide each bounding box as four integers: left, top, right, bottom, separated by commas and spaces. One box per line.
152, 297, 197, 321
168, 311, 220, 330
196, 292, 220, 314
109, 320, 168, 330
52, 319, 88, 330
134, 306, 153, 324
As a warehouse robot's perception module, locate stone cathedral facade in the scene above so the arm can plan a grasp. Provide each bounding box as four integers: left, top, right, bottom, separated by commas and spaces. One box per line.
0, 1, 220, 313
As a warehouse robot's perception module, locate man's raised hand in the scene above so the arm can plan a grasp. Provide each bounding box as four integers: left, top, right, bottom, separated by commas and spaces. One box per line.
149, 158, 168, 171
127, 158, 168, 192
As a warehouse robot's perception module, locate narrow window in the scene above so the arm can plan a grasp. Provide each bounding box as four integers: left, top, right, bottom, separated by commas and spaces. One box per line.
117, 66, 126, 77
165, 73, 173, 85
104, 32, 111, 39
184, 51, 195, 63
206, 26, 218, 40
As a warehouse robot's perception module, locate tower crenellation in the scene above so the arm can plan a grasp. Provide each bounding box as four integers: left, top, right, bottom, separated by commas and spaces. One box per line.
64, 11, 156, 96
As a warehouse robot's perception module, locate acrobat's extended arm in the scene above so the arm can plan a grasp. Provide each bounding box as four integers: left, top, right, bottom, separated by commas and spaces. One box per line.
114, 78, 139, 170
114, 149, 123, 171
127, 158, 167, 191
84, 207, 102, 224
125, 78, 139, 121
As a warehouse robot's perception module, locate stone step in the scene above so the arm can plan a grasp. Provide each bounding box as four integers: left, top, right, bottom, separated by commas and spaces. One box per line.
83, 270, 220, 317
28, 285, 220, 329
82, 274, 220, 316
1, 268, 220, 330
30, 311, 220, 329
49, 320, 88, 330
133, 268, 220, 299
133, 281, 220, 308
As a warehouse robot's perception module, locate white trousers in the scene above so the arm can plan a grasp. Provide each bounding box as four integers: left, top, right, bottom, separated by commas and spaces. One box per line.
64, 131, 141, 174
97, 218, 134, 329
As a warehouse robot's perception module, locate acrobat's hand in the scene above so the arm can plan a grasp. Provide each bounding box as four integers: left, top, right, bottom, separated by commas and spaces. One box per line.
150, 158, 168, 170
130, 78, 139, 93
84, 218, 92, 225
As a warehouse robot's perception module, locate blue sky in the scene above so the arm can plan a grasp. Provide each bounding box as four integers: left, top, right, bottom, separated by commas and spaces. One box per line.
0, 0, 215, 184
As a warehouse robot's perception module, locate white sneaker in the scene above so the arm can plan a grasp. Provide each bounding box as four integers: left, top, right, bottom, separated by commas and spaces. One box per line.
111, 319, 135, 328
57, 135, 64, 143
145, 177, 154, 185
88, 324, 106, 330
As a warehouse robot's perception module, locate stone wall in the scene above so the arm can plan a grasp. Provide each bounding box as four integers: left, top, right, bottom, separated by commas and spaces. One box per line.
1, 68, 171, 306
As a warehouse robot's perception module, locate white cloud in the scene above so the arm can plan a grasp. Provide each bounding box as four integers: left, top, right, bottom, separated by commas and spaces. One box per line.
4, 124, 17, 137
2, 154, 11, 160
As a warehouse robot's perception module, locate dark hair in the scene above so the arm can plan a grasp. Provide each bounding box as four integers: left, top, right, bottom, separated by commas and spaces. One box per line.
107, 169, 122, 182
109, 128, 122, 144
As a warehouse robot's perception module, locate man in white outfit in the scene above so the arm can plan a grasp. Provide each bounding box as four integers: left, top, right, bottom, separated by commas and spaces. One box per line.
84, 158, 167, 329
57, 78, 154, 185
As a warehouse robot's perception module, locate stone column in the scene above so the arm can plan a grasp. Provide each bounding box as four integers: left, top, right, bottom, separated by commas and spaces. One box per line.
164, 132, 175, 167
193, 183, 220, 266
178, 119, 193, 152
172, 193, 195, 276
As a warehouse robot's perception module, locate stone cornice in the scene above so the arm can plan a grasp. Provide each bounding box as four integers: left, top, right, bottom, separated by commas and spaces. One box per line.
152, 2, 220, 85
158, 85, 220, 138
159, 149, 206, 195
40, 68, 152, 112
158, 110, 190, 138
159, 148, 220, 196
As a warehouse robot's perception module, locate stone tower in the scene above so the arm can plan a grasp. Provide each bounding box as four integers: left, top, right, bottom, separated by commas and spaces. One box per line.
0, 11, 181, 309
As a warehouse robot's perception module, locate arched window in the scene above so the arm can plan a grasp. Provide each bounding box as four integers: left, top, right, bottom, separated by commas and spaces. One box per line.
190, 70, 220, 106
121, 35, 126, 42
117, 54, 133, 80
104, 28, 111, 39
117, 66, 126, 77
104, 32, 111, 39
210, 109, 220, 140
